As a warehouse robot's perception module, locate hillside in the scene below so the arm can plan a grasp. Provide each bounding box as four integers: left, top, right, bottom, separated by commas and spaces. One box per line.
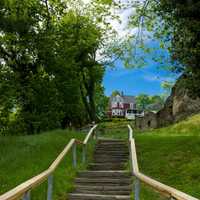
99, 115, 200, 199
0, 130, 94, 200
138, 114, 200, 136
135, 114, 200, 199
1, 115, 200, 200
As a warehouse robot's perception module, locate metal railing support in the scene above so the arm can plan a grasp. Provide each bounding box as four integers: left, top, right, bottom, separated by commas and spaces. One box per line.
82, 145, 86, 163
134, 178, 140, 200
47, 174, 53, 200
22, 191, 31, 200
72, 143, 77, 167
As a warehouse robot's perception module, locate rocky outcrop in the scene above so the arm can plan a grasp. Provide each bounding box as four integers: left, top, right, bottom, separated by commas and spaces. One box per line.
157, 74, 200, 127
157, 94, 174, 127
136, 74, 200, 130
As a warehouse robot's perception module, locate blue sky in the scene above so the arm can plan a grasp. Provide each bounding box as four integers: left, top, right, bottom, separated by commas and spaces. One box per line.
103, 40, 178, 96
96, 0, 180, 97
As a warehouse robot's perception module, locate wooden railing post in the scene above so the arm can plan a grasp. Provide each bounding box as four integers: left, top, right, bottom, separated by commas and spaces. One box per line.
47, 174, 53, 200
22, 191, 31, 200
134, 178, 140, 200
72, 143, 77, 167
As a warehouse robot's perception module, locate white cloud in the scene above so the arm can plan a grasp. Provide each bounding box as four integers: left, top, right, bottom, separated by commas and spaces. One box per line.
82, 0, 138, 38
109, 7, 136, 38
143, 74, 175, 83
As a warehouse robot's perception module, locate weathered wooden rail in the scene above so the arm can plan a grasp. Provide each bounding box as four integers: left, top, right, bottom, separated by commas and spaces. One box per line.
0, 125, 98, 200
128, 124, 199, 200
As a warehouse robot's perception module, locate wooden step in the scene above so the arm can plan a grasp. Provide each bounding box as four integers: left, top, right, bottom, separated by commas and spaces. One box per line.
98, 139, 126, 142
74, 189, 131, 195
75, 185, 132, 191
77, 171, 131, 178
94, 158, 128, 163
89, 163, 125, 170
96, 144, 127, 147
97, 142, 127, 146
95, 147, 128, 151
94, 150, 129, 156
75, 177, 131, 185
97, 143, 127, 146
68, 139, 132, 199
93, 156, 129, 160
94, 154, 129, 158
95, 147, 127, 150
94, 150, 128, 154
69, 193, 130, 200
94, 155, 128, 158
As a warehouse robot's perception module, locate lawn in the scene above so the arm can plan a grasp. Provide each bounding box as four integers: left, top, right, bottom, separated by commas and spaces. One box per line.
136, 135, 200, 199
1, 115, 200, 200
0, 129, 95, 200
99, 115, 200, 199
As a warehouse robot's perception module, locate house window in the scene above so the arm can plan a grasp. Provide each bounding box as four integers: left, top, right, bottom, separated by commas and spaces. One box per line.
112, 102, 116, 107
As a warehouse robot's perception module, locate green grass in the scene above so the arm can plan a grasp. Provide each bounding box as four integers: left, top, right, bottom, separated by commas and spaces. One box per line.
99, 114, 200, 199
98, 120, 129, 139
2, 114, 200, 200
137, 114, 200, 136
0, 129, 95, 200
136, 135, 200, 199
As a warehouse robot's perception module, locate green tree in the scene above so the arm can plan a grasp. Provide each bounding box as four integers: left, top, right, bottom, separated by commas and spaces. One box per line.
0, 0, 125, 134
136, 94, 151, 110
111, 90, 121, 96
136, 94, 164, 111
128, 0, 200, 97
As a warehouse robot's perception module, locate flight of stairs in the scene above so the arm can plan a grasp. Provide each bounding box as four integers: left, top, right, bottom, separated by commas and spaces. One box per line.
69, 139, 132, 200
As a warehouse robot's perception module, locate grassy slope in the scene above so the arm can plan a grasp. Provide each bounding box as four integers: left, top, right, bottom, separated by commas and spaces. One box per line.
1, 115, 200, 200
99, 115, 200, 199
135, 115, 200, 199
138, 114, 200, 136
0, 129, 95, 200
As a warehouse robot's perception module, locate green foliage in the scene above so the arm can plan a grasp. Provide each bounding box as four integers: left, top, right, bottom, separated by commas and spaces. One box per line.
95, 85, 109, 120
111, 90, 121, 96
128, 0, 200, 97
161, 80, 174, 95
0, 0, 121, 134
136, 94, 164, 111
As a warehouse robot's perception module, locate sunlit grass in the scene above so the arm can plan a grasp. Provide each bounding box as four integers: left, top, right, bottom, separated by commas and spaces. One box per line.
0, 129, 95, 200
136, 114, 200, 136
99, 114, 200, 199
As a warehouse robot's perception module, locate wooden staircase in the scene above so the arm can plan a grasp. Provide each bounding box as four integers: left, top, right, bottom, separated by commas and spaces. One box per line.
69, 139, 132, 200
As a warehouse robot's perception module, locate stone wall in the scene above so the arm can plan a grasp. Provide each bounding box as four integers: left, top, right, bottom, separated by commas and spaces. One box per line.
135, 112, 157, 130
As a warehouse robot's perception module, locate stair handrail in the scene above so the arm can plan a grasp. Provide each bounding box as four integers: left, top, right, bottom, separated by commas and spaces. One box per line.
127, 124, 199, 200
0, 124, 98, 200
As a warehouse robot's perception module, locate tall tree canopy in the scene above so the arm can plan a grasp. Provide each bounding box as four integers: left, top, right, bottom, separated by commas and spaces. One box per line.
128, 0, 200, 96
0, 0, 125, 134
